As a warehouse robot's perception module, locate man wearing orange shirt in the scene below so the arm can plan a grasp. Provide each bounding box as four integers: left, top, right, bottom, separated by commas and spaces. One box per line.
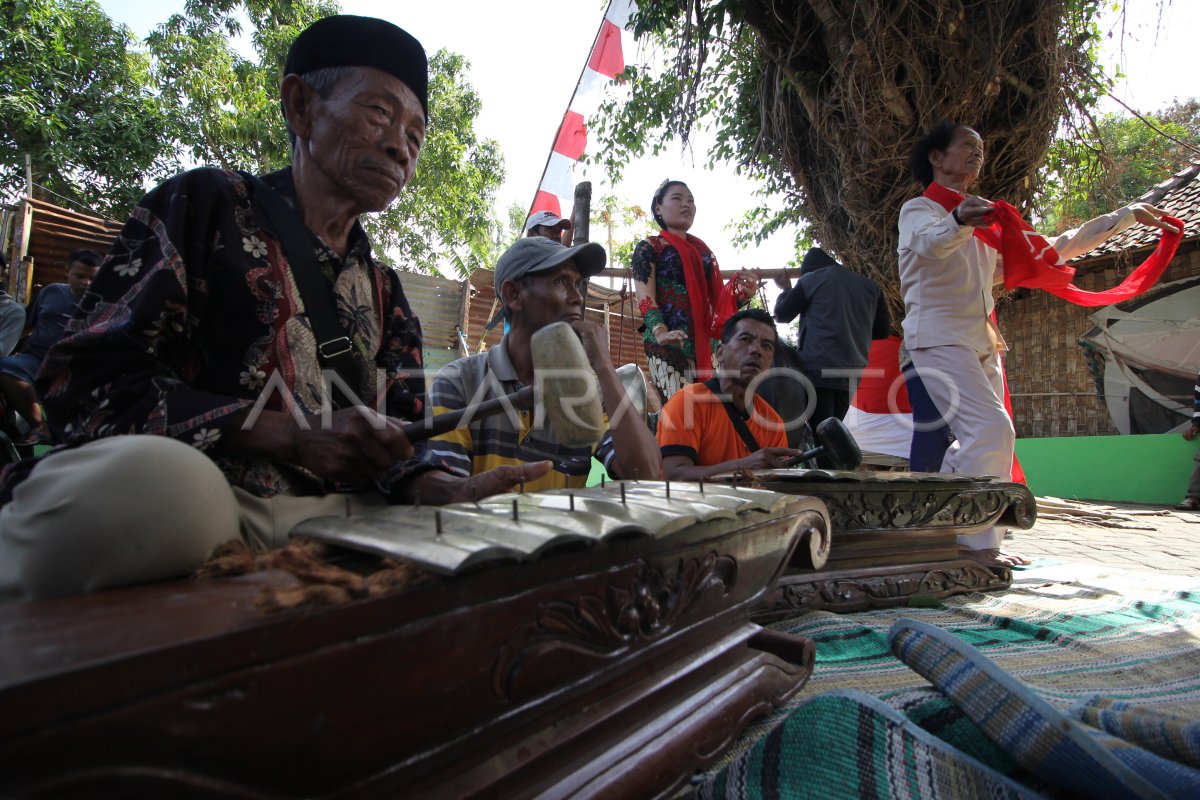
657, 308, 807, 479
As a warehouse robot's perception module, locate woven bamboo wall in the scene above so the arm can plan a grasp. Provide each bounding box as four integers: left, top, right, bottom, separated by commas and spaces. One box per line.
998, 242, 1200, 438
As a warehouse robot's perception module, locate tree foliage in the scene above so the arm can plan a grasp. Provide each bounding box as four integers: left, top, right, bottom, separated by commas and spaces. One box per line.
596, 0, 1115, 314
1040, 98, 1200, 231
376, 50, 505, 277
3, 0, 506, 278
147, 2, 505, 277
0, 0, 177, 216
491, 202, 526, 254
145, 0, 337, 175
591, 194, 650, 272
591, 13, 795, 254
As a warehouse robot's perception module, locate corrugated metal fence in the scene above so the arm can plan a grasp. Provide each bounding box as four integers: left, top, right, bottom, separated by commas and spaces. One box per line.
5, 197, 123, 302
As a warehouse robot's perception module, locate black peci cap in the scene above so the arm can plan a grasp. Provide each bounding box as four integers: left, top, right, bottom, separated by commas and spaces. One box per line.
284, 15, 428, 118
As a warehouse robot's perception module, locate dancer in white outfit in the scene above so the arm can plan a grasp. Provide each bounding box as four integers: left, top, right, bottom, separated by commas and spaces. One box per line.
899, 121, 1178, 567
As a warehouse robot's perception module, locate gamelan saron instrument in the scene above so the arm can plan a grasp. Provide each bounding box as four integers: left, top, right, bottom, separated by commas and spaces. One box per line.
0, 481, 830, 799
711, 468, 1036, 619
293, 479, 832, 575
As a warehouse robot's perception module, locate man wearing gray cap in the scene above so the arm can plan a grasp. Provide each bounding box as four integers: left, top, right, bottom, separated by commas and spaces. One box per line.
410, 237, 662, 495
0, 15, 543, 600
524, 210, 572, 244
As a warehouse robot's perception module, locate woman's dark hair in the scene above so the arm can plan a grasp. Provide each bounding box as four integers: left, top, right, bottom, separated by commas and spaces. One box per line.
651, 179, 690, 228
909, 121, 966, 187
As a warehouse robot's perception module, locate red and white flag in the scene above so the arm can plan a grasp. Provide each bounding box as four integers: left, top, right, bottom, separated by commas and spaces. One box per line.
530, 0, 635, 217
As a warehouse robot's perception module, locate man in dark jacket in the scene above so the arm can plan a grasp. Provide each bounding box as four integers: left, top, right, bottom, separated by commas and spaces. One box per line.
774, 246, 890, 426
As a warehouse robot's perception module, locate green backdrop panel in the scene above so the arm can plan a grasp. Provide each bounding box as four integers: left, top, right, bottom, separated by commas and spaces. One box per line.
1016, 434, 1198, 505
586, 436, 1197, 503
587, 457, 610, 487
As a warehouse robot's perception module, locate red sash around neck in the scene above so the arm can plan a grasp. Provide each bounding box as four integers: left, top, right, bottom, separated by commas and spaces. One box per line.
923, 181, 1182, 306
656, 229, 737, 377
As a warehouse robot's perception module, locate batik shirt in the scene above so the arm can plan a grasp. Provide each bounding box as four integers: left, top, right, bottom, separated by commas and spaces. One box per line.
1, 167, 425, 501
630, 235, 724, 368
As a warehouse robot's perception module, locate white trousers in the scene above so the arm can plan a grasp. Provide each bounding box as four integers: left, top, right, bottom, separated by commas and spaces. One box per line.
908, 344, 1015, 550
0, 436, 388, 600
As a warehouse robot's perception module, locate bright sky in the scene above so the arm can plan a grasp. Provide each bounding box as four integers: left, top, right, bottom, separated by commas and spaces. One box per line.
98, 0, 1196, 279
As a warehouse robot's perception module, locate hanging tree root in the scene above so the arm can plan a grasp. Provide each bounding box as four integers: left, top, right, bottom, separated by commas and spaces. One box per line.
660, 0, 1098, 319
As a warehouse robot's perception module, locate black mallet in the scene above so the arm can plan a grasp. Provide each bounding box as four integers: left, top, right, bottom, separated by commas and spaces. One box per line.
787, 417, 862, 470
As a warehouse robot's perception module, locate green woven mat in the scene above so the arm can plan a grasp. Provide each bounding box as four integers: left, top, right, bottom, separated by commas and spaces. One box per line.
694, 561, 1200, 797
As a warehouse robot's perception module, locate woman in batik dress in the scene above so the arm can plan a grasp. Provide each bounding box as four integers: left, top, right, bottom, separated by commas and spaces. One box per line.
631, 179, 758, 403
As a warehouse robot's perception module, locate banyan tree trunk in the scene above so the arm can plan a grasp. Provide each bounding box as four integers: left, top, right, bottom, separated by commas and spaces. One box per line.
737, 0, 1087, 319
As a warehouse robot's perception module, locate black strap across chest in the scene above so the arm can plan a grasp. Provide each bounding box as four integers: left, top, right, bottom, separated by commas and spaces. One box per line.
702, 378, 760, 454
243, 173, 360, 409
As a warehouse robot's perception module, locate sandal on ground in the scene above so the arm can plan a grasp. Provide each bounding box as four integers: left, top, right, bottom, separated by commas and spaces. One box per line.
1176, 497, 1200, 511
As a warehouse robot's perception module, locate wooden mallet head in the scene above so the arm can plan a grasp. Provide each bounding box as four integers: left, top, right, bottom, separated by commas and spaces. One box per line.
400, 321, 604, 448
528, 321, 605, 448
808, 417, 862, 470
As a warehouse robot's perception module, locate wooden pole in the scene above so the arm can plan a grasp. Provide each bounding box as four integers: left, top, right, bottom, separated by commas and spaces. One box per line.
571, 182, 594, 321
569, 181, 591, 246
477, 297, 499, 353
457, 275, 474, 353
17, 255, 33, 306
9, 199, 34, 301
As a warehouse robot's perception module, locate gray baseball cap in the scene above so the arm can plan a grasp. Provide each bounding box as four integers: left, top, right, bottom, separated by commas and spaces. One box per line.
487, 237, 607, 329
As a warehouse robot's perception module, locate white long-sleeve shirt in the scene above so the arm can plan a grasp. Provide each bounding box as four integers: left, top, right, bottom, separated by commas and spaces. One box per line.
897, 196, 1136, 352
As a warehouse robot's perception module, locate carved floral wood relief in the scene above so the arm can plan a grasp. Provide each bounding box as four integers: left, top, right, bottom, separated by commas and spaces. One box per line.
492, 552, 737, 701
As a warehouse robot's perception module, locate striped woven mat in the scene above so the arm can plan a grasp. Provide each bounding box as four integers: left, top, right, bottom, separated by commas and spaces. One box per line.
695, 561, 1200, 799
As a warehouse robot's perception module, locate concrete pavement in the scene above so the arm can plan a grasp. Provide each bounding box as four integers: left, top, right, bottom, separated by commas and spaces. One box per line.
1010, 498, 1200, 576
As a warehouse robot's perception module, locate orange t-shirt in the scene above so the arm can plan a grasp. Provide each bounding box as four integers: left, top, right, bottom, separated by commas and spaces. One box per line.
656, 382, 787, 465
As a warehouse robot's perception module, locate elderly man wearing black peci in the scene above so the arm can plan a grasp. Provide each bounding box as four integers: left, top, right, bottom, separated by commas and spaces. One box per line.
0, 15, 545, 600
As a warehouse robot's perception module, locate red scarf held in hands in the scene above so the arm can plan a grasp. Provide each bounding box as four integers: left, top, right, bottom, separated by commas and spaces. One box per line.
656, 229, 738, 378
923, 182, 1183, 307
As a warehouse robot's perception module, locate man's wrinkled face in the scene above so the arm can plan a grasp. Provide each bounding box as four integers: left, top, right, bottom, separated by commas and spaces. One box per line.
716, 318, 776, 382
930, 127, 985, 186
65, 261, 98, 298
511, 261, 585, 330
301, 66, 425, 213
